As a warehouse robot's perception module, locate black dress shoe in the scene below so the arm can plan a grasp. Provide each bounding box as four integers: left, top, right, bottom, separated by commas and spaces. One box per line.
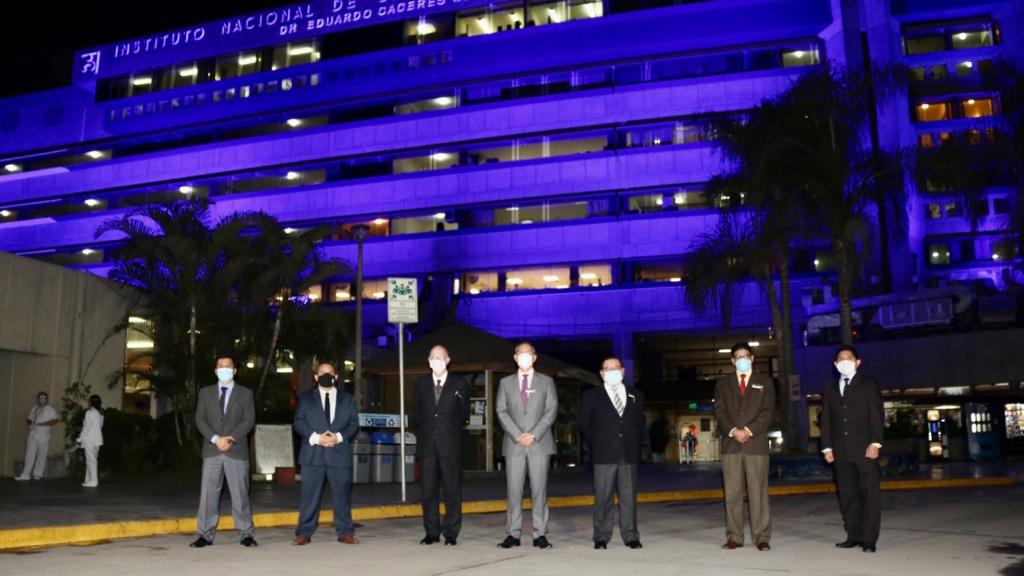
594, 541, 608, 549
498, 535, 521, 548
836, 539, 860, 549
189, 537, 213, 548
444, 537, 457, 546
862, 544, 877, 553
625, 540, 643, 549
533, 536, 552, 549
240, 536, 258, 547
420, 535, 440, 545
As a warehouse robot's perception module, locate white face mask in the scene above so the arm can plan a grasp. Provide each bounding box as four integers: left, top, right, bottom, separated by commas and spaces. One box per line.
429, 359, 447, 374
603, 369, 624, 386
835, 360, 857, 378
215, 368, 235, 383
516, 353, 534, 371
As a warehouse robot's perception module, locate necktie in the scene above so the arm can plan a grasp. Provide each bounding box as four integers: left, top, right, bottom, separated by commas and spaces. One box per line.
521, 374, 529, 409
841, 377, 849, 397
219, 386, 227, 414
324, 391, 332, 424
739, 374, 747, 396
434, 379, 443, 403
612, 387, 624, 417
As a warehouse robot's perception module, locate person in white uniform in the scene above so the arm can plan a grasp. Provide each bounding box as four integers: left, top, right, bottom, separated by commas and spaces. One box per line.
15, 391, 59, 481
77, 395, 105, 487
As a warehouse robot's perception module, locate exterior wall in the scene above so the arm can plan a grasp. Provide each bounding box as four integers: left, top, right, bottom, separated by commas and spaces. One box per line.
0, 252, 131, 477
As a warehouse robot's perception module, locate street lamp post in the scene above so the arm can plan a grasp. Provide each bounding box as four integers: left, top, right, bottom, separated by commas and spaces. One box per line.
352, 224, 370, 411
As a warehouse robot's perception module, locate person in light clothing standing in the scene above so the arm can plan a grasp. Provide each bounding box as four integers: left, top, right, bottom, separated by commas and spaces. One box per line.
15, 391, 59, 481
77, 395, 105, 487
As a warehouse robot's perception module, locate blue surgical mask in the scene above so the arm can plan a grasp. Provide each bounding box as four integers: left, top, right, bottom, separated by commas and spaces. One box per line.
735, 357, 752, 372
215, 368, 234, 383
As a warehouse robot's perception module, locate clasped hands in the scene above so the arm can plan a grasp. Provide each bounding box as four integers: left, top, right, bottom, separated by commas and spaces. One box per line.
318, 431, 340, 447
516, 432, 535, 447
215, 436, 236, 452
731, 427, 753, 444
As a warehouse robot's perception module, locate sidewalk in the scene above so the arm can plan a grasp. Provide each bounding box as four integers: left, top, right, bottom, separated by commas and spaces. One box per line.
0, 460, 1017, 550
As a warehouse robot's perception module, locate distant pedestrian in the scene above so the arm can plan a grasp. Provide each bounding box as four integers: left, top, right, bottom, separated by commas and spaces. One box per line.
682, 430, 698, 464
77, 395, 105, 487
15, 391, 59, 481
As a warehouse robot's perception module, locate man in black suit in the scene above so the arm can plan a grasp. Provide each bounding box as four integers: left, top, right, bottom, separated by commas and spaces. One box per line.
820, 345, 884, 553
413, 345, 470, 546
292, 362, 361, 545
713, 342, 775, 551
579, 356, 649, 550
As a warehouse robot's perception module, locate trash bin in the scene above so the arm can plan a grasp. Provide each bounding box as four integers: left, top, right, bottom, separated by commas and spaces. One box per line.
392, 432, 417, 483
370, 431, 395, 483
352, 431, 371, 484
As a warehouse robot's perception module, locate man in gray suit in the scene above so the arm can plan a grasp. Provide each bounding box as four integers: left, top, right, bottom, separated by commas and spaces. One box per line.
190, 354, 257, 548
496, 341, 558, 549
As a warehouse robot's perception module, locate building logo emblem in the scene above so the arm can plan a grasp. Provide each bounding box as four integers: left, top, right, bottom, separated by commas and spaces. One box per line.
79, 51, 102, 75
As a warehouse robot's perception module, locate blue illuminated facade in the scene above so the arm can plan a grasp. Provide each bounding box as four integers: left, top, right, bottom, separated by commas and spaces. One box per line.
0, 0, 1021, 395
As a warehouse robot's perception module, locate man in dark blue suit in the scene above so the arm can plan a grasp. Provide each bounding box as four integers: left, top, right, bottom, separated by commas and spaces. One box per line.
292, 362, 361, 545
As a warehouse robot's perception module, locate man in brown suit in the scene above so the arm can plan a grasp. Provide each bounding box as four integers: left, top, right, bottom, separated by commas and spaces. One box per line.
713, 342, 776, 551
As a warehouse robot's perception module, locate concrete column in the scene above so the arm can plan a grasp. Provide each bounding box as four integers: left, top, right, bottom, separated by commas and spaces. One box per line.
612, 332, 636, 387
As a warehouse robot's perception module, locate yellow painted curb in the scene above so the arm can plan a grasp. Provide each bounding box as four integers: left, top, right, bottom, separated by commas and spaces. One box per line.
0, 476, 1012, 551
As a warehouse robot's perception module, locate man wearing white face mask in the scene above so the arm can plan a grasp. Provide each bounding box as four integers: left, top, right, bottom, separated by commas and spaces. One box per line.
714, 342, 775, 551
496, 342, 558, 549
413, 345, 470, 546
820, 345, 884, 553
191, 354, 257, 548
580, 357, 648, 550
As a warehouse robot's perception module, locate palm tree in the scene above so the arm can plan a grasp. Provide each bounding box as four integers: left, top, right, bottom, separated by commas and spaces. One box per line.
241, 223, 351, 401
95, 199, 269, 443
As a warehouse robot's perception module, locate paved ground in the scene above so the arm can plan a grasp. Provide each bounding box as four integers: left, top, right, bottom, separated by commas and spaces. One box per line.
1, 461, 1019, 529
2, 485, 1022, 576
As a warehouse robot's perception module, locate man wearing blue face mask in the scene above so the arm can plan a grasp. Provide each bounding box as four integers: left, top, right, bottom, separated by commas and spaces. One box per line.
191, 354, 257, 549
714, 342, 775, 551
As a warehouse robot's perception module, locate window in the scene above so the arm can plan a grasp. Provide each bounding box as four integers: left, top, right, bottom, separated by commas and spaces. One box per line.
962, 97, 995, 118
929, 243, 951, 265
568, 0, 603, 20
931, 64, 948, 79
634, 261, 683, 282
904, 34, 945, 55
915, 102, 950, 122
927, 204, 942, 219
993, 197, 1011, 215
991, 238, 1018, 262
362, 279, 389, 300
494, 201, 590, 225
395, 94, 458, 115
950, 27, 995, 50
956, 60, 975, 76
919, 133, 934, 149
462, 272, 499, 294
578, 264, 612, 287
391, 213, 453, 234
528, 1, 567, 25
393, 151, 459, 174
781, 46, 820, 68
946, 202, 962, 217
271, 41, 320, 71
215, 52, 261, 80
505, 266, 572, 290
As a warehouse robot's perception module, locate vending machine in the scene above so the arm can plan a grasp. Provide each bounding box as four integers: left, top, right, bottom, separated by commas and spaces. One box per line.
926, 409, 948, 459
965, 402, 1002, 460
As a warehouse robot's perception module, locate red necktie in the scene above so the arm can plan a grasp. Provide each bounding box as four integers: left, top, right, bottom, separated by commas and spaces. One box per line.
739, 374, 747, 396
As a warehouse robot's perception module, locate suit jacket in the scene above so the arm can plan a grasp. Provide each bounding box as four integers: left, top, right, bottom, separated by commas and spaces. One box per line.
78, 407, 104, 447
713, 373, 775, 456
579, 385, 649, 465
293, 387, 361, 468
497, 372, 558, 457
819, 373, 884, 462
413, 373, 470, 459
195, 383, 255, 460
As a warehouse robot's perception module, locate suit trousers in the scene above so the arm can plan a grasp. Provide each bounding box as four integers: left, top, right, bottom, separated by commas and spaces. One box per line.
592, 461, 639, 544
721, 453, 771, 545
197, 454, 254, 541
18, 433, 50, 479
296, 464, 354, 537
421, 455, 462, 538
82, 444, 100, 486
835, 459, 881, 545
505, 451, 551, 538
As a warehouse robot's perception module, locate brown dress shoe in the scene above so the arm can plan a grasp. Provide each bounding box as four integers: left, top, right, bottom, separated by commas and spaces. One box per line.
338, 535, 359, 544
721, 540, 743, 550
292, 535, 311, 546
756, 542, 771, 551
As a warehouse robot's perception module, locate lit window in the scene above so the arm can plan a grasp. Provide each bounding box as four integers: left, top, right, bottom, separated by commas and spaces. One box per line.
915, 101, 950, 122
578, 264, 612, 287
462, 272, 499, 294
951, 27, 994, 50
904, 34, 945, 55
781, 47, 819, 67
928, 244, 951, 265
962, 97, 995, 118
504, 266, 572, 290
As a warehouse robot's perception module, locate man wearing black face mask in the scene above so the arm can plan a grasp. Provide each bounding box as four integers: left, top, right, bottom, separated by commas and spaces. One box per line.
292, 362, 361, 545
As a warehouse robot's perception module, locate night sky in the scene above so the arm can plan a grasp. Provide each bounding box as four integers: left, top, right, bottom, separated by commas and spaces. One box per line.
1, 1, 293, 98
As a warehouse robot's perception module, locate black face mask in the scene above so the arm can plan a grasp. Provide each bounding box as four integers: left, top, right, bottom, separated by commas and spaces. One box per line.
317, 374, 336, 389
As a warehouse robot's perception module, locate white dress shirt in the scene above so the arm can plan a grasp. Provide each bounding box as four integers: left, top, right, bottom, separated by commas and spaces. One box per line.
604, 383, 626, 413
309, 386, 342, 446
210, 381, 235, 445
822, 371, 882, 453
